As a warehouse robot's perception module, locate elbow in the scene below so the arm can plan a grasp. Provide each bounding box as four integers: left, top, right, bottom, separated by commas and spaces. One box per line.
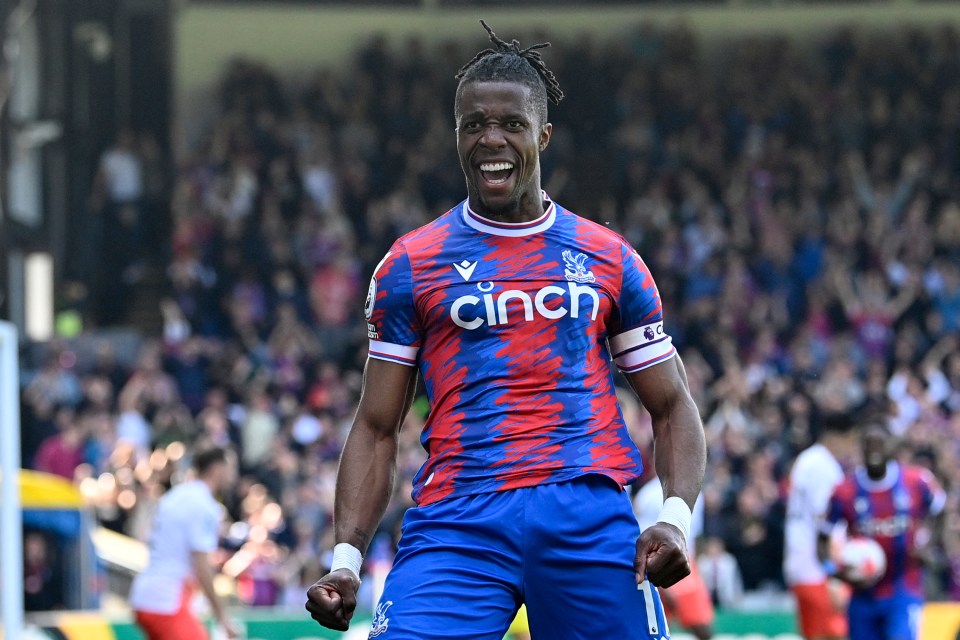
353, 413, 403, 444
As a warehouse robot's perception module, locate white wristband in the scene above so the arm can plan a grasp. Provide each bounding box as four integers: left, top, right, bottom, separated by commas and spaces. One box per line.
331, 543, 363, 579
657, 497, 692, 544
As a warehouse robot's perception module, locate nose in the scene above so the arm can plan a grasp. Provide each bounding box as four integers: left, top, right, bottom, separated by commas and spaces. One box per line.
478, 124, 506, 149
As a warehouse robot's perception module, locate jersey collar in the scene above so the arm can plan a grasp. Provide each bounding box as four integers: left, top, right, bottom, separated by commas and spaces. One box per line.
463, 191, 556, 237
855, 460, 900, 492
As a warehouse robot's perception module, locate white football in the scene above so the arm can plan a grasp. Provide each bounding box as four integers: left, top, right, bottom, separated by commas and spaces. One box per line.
839, 536, 887, 585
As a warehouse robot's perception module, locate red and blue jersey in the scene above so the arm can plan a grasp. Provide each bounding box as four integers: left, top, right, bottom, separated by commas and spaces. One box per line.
827, 462, 945, 599
365, 195, 675, 505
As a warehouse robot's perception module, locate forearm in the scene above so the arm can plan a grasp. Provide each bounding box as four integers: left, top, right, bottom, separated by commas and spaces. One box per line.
332, 357, 416, 555
334, 417, 401, 554
651, 391, 706, 510
648, 357, 706, 510
625, 355, 706, 517
192, 553, 228, 622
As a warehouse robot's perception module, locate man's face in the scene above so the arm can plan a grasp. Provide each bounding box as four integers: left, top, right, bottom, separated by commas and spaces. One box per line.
213, 455, 238, 494
836, 430, 858, 462
861, 426, 890, 473
456, 81, 552, 218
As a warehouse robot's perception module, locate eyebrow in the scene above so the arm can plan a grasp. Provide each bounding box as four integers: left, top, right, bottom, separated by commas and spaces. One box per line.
458, 111, 530, 123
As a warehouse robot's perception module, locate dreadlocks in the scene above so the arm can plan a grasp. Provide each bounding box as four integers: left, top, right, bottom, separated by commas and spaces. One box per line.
455, 20, 564, 127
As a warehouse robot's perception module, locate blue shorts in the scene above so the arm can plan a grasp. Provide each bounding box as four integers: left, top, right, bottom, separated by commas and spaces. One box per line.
848, 591, 923, 640
368, 475, 669, 639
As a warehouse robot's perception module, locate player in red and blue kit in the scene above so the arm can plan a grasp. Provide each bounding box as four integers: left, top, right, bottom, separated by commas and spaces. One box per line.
305, 22, 706, 640
822, 421, 945, 640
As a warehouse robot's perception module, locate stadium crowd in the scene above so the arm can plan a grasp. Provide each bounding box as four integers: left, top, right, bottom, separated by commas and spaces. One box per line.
19, 21, 960, 612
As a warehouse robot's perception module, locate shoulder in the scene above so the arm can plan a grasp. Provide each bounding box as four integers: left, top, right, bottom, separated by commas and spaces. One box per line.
194, 486, 223, 522
791, 449, 831, 486
805, 445, 841, 472
791, 447, 818, 477
833, 476, 857, 500
901, 465, 922, 481
393, 208, 462, 259
164, 481, 189, 501
557, 206, 634, 253
903, 465, 938, 489
178, 480, 216, 508
795, 444, 819, 464
158, 482, 197, 513
555, 209, 651, 287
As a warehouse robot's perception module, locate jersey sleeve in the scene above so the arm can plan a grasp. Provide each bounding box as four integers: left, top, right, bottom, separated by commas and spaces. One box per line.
188, 503, 221, 553
365, 242, 421, 367
918, 468, 947, 517
825, 487, 850, 531
607, 241, 676, 372
809, 468, 838, 518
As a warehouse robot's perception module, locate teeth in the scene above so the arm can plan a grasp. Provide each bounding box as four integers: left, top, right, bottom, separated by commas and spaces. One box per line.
480, 162, 514, 172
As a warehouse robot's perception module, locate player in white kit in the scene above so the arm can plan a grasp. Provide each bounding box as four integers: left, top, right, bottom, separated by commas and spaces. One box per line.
130, 447, 238, 640
783, 414, 856, 640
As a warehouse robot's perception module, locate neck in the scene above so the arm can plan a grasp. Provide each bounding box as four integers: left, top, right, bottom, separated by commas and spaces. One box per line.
820, 435, 842, 457
866, 463, 888, 481
469, 186, 545, 224
199, 474, 218, 494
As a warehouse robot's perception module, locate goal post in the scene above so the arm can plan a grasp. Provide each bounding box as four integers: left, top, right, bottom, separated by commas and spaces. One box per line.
0, 320, 24, 640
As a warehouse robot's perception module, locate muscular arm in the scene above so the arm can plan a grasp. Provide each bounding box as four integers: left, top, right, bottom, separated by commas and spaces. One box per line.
624, 354, 705, 511
334, 357, 418, 553
306, 357, 417, 631
625, 354, 706, 587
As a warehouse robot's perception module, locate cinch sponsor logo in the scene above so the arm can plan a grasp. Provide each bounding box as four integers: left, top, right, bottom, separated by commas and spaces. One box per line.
859, 515, 911, 537
450, 282, 599, 330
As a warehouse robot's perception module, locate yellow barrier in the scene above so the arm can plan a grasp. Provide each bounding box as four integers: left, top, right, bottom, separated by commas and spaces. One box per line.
55, 613, 115, 640
922, 602, 960, 640
19, 469, 85, 509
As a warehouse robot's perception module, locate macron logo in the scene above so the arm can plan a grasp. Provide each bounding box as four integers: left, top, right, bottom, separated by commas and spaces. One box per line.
453, 260, 478, 281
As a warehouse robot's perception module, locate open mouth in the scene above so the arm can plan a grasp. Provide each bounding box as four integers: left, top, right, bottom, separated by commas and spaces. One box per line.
479, 161, 515, 186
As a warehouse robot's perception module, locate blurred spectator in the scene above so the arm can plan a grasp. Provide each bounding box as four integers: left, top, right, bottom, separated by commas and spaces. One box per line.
89, 129, 147, 322
23, 531, 64, 611
240, 388, 280, 470
32, 407, 86, 480
24, 351, 83, 411
697, 537, 743, 610
723, 482, 785, 592
224, 534, 285, 607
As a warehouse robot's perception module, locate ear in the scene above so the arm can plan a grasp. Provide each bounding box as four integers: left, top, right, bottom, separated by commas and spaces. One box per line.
539, 122, 553, 153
